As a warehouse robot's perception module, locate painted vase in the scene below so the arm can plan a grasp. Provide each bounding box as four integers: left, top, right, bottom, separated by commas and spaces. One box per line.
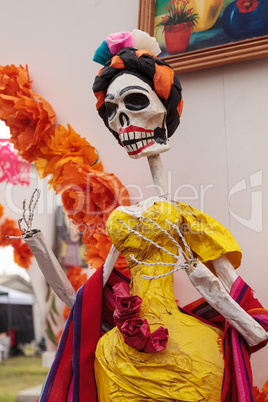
189, 0, 224, 32
164, 22, 192, 54
222, 0, 268, 39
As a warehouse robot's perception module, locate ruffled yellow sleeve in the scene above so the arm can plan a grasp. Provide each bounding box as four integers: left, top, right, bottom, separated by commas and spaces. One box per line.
177, 202, 242, 270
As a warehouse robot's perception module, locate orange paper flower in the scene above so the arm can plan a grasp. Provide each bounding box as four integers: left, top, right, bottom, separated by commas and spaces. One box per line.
13, 241, 33, 269
66, 266, 88, 291
34, 124, 102, 179
63, 266, 89, 321
82, 227, 130, 276
0, 204, 33, 269
0, 218, 21, 246
0, 65, 130, 273
253, 386, 268, 401
0, 65, 56, 162
263, 379, 268, 395
0, 204, 4, 218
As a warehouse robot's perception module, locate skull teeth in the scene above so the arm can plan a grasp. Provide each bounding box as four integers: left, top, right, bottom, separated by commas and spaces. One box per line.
120, 131, 154, 151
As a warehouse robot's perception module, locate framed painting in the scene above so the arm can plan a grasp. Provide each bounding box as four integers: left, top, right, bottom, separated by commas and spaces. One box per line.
138, 0, 268, 74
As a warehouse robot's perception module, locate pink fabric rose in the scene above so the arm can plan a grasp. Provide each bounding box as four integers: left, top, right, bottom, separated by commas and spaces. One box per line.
106, 31, 133, 54
113, 282, 169, 353
113, 281, 131, 298
113, 282, 142, 329
144, 327, 169, 353
120, 318, 151, 351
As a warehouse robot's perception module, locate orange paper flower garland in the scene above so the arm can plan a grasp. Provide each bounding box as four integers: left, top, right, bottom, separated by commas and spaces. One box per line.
0, 64, 130, 273
253, 385, 268, 401
0, 203, 32, 268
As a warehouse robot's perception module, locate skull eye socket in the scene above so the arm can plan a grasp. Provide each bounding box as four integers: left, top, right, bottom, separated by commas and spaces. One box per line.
106, 102, 118, 121
124, 93, 150, 111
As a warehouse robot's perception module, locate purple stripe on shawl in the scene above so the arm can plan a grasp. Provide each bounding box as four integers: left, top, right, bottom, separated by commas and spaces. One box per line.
72, 284, 85, 401
253, 317, 268, 327
237, 334, 254, 401
229, 277, 254, 401
221, 330, 230, 401
39, 308, 74, 401
230, 279, 248, 305
191, 302, 220, 320
113, 268, 131, 283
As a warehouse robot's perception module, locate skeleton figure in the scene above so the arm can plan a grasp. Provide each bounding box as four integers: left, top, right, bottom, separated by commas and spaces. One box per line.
95, 66, 267, 346
20, 31, 268, 401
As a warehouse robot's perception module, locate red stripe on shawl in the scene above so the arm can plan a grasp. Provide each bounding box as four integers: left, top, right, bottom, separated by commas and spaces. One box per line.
232, 332, 253, 402
42, 317, 74, 401
51, 321, 74, 400
221, 276, 268, 402
78, 266, 103, 401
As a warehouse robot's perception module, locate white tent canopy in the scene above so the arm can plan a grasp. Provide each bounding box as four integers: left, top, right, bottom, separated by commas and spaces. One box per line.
0, 285, 34, 305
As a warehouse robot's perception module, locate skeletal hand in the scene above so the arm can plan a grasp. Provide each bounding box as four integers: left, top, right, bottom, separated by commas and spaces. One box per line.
7, 189, 41, 239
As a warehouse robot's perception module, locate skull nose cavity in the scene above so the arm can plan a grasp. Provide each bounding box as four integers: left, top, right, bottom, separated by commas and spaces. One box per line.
119, 112, 130, 127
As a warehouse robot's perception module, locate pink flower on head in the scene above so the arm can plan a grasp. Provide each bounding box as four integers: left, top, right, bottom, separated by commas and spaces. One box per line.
106, 31, 133, 54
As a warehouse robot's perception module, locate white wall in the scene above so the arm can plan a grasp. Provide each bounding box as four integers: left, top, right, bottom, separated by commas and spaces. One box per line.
1, 0, 268, 389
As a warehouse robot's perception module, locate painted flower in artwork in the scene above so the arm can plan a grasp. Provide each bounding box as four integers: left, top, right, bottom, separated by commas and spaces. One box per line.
236, 0, 258, 13
222, 0, 268, 39
157, 0, 199, 31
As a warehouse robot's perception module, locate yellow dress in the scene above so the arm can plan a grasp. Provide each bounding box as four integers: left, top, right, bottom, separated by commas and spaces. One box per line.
94, 200, 241, 401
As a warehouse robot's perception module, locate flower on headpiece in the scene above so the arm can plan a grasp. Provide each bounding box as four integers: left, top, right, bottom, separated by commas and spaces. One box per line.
132, 29, 161, 56
93, 29, 161, 66
106, 31, 133, 54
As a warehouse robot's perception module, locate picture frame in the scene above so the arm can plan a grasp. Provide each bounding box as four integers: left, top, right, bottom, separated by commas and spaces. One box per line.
138, 0, 268, 74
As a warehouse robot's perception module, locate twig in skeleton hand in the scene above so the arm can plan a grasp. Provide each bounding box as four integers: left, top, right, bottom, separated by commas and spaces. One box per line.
5, 189, 42, 240
18, 188, 41, 233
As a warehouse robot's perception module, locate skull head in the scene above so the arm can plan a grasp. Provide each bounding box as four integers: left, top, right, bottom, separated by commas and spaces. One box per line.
105, 73, 170, 159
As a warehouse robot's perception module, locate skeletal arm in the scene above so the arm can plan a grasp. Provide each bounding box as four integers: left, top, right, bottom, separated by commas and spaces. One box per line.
186, 257, 268, 347
13, 190, 119, 308
23, 230, 76, 309
24, 230, 118, 308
